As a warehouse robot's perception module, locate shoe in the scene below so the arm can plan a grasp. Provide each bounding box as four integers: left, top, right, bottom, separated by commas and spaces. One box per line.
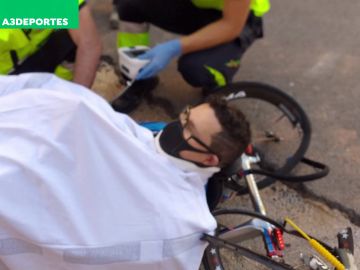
112, 76, 159, 113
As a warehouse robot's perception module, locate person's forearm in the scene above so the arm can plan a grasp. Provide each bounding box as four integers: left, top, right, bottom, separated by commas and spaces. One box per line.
180, 20, 242, 54
69, 5, 102, 88
180, 0, 250, 54
73, 42, 101, 88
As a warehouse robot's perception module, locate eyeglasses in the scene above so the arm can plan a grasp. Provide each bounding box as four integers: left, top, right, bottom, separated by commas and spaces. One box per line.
179, 106, 218, 156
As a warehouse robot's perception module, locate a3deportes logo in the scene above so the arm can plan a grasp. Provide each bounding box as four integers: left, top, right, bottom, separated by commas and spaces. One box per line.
1, 18, 69, 27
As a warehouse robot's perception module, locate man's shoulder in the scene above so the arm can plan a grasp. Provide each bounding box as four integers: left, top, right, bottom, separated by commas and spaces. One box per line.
0, 73, 109, 113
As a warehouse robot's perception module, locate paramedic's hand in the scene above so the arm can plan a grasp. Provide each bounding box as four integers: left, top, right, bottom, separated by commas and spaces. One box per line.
136, 39, 181, 80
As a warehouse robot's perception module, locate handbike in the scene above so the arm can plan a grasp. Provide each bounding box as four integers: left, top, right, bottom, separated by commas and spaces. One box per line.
201, 149, 355, 269
200, 82, 356, 270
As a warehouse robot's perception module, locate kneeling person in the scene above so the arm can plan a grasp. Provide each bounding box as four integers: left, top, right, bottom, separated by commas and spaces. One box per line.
0, 0, 101, 88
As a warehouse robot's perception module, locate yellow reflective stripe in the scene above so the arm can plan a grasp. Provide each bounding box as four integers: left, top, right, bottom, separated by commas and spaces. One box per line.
0, 29, 54, 74
117, 32, 149, 48
0, 30, 29, 51
0, 31, 12, 73
15, 30, 53, 67
0, 30, 30, 74
205, 65, 226, 87
0, 52, 14, 74
191, 0, 270, 16
250, 0, 270, 17
0, 30, 11, 42
54, 65, 73, 81
192, 0, 223, 10
26, 29, 53, 53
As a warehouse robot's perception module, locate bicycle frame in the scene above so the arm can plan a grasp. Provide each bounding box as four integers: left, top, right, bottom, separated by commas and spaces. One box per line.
203, 152, 356, 270
215, 153, 285, 258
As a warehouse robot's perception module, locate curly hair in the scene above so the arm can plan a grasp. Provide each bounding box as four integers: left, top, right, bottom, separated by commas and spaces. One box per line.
206, 95, 251, 167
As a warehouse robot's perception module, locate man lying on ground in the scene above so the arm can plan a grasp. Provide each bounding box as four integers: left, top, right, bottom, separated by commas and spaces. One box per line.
0, 73, 250, 270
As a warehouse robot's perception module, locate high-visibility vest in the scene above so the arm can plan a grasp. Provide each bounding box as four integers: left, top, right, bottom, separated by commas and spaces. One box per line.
192, 0, 270, 17
0, 0, 85, 74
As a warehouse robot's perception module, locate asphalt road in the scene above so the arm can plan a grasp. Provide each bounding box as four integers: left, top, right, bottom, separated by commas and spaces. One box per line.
89, 0, 360, 268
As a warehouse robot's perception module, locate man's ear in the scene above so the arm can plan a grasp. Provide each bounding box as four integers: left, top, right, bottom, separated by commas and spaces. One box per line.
202, 154, 220, 167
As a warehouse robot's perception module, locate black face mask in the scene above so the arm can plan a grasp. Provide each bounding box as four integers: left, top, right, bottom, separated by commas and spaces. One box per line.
158, 121, 214, 163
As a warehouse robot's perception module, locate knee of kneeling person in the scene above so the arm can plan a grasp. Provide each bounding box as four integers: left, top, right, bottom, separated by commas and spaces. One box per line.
178, 56, 216, 88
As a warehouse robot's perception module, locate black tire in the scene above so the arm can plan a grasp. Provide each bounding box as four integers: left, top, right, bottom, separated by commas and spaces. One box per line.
207, 82, 311, 196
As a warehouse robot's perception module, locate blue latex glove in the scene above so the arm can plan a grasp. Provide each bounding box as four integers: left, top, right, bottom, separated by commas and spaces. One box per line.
136, 39, 181, 80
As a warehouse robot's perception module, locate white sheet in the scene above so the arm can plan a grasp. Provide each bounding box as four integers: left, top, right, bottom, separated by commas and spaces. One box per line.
0, 73, 217, 270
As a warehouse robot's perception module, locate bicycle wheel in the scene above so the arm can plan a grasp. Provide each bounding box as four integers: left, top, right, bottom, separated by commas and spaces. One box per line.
201, 212, 295, 270
202, 243, 296, 270
208, 82, 311, 195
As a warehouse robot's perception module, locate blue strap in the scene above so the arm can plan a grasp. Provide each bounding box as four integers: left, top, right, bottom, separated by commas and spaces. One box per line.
139, 121, 167, 133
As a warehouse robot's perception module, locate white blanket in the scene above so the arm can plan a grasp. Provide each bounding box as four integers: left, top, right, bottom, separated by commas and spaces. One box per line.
0, 73, 217, 270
